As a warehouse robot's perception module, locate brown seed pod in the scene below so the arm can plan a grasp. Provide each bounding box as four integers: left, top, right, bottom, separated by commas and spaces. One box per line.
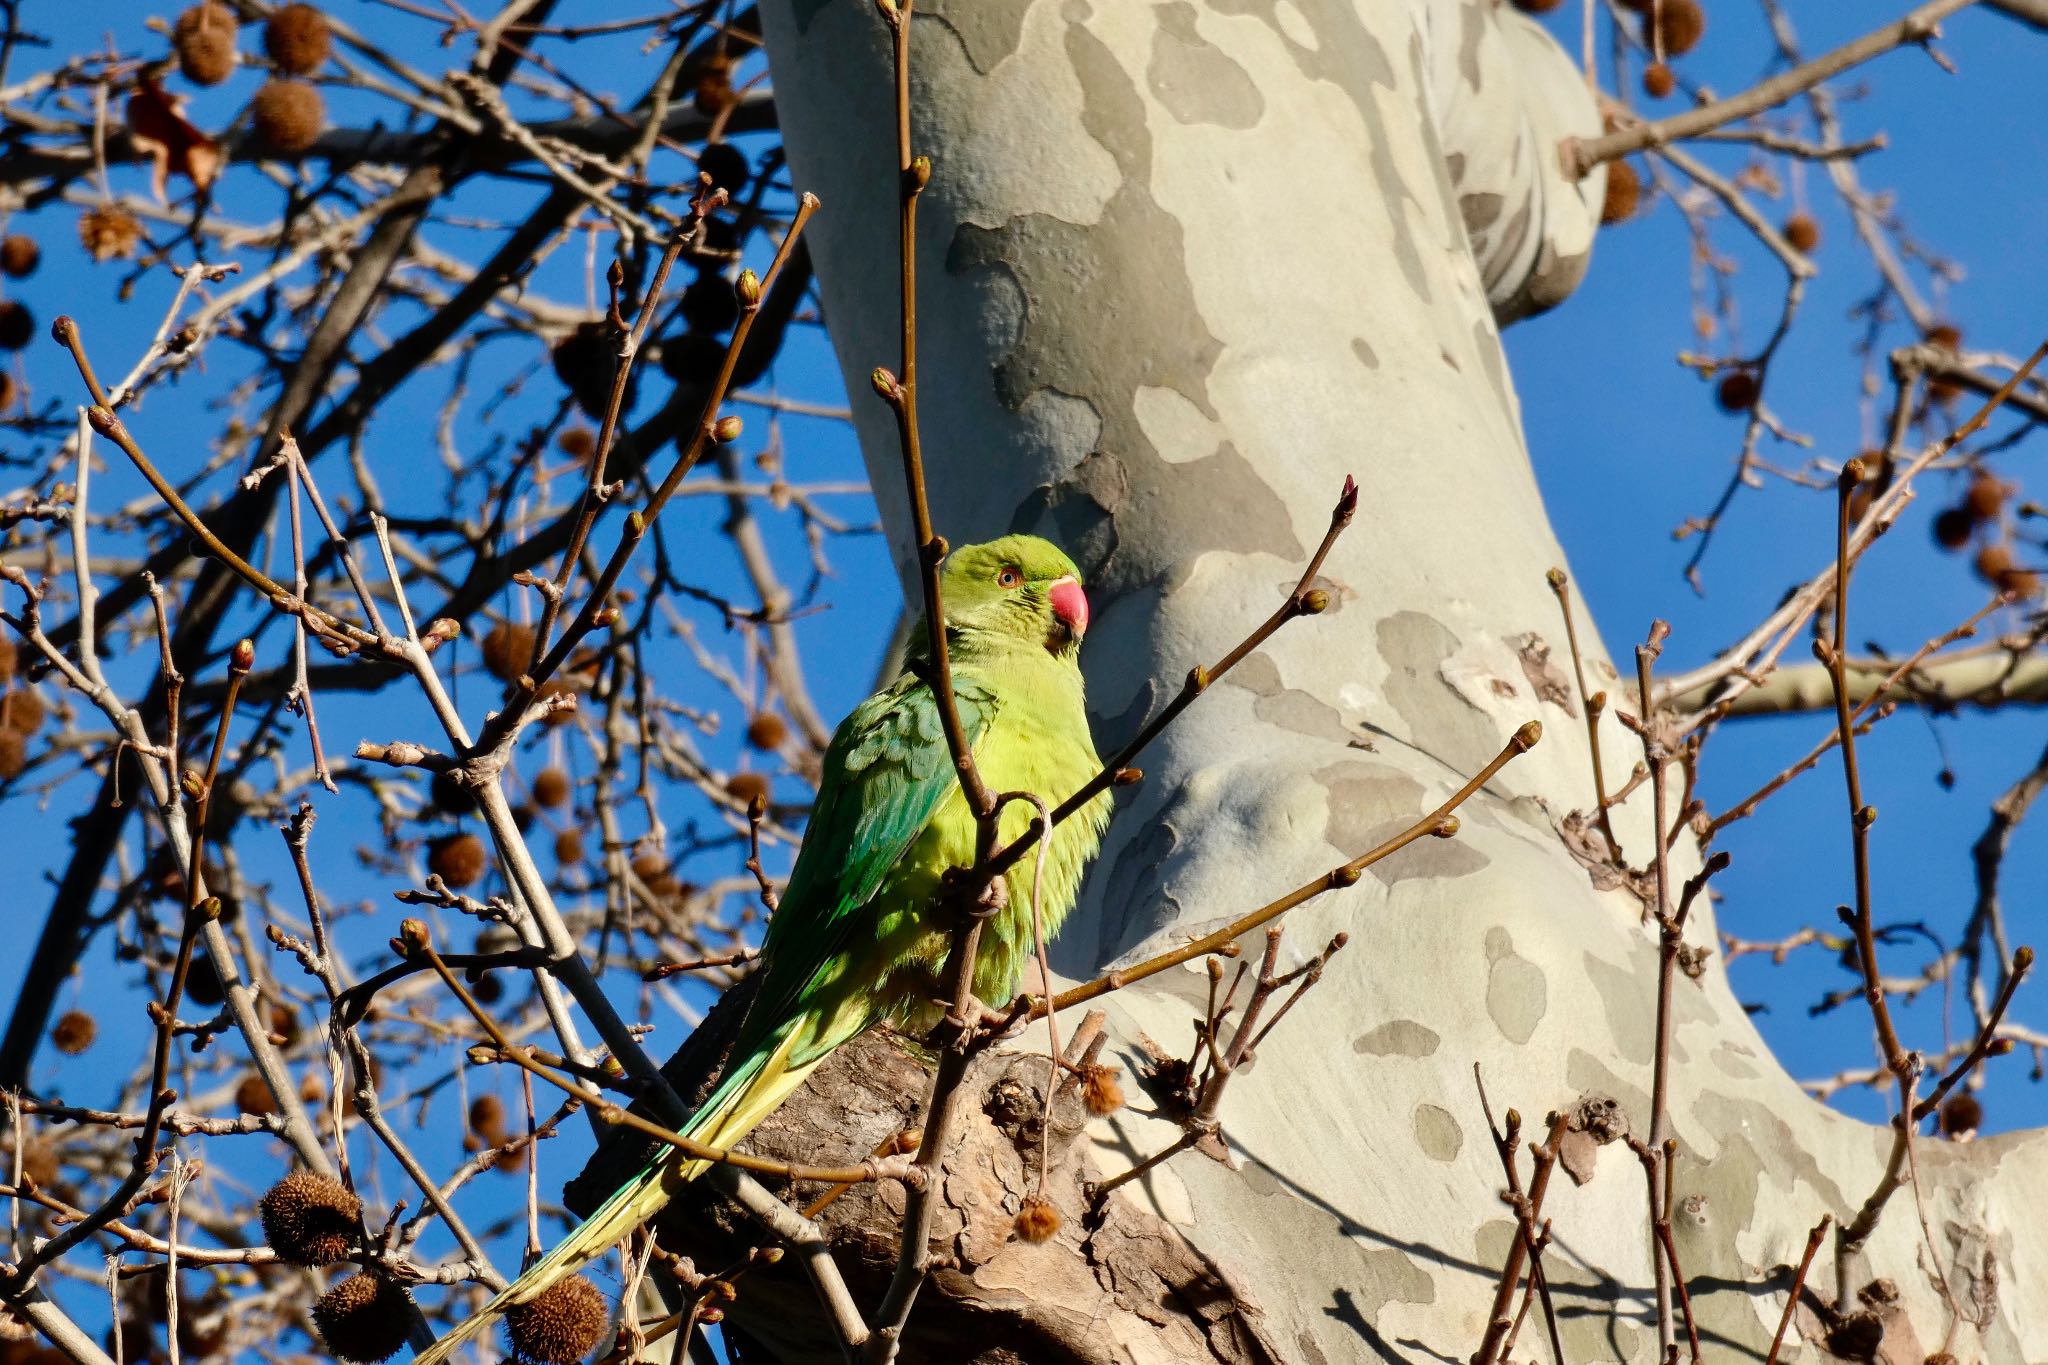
1648, 0, 1704, 55
312, 1274, 412, 1364
744, 711, 788, 751
20, 1137, 59, 1187
264, 3, 332, 76
1599, 160, 1640, 226
504, 1275, 609, 1365
1932, 505, 1973, 551
0, 729, 25, 781
2, 687, 45, 736
249, 78, 324, 154
0, 634, 14, 685
1940, 1091, 1983, 1139
185, 953, 225, 1006
1510, 0, 1564, 10
551, 320, 629, 420
1925, 323, 1963, 352
427, 832, 488, 889
1715, 369, 1760, 412
0, 301, 35, 351
556, 426, 595, 461
79, 205, 144, 262
50, 1010, 96, 1055
532, 766, 571, 808
724, 770, 772, 808
1080, 1063, 1124, 1116
468, 1094, 506, 1142
693, 56, 735, 117
1974, 541, 2015, 586
259, 1171, 361, 1265
696, 142, 750, 195
553, 827, 586, 865
1965, 470, 2007, 523
431, 768, 479, 816
299, 1069, 325, 1103
0, 371, 14, 414
1641, 62, 1675, 99
480, 621, 536, 682
173, 3, 239, 87
1012, 1194, 1061, 1244
0, 235, 39, 278
1782, 213, 1820, 254
235, 1074, 277, 1115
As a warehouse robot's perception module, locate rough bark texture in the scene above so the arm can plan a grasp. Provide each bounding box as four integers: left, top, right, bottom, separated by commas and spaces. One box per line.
661, 0, 2048, 1358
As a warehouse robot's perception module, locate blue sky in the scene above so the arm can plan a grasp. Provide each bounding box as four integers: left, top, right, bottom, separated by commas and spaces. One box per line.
1, 0, 2046, 1346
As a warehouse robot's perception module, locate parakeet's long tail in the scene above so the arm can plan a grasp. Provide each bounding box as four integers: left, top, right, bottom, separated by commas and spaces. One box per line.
412, 1026, 821, 1365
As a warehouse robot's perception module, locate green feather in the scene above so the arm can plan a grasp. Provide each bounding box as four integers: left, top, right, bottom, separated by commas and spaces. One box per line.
413, 536, 1110, 1364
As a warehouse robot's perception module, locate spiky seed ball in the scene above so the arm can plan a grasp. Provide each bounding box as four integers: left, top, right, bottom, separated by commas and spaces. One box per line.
0, 235, 39, 278
660, 331, 728, 385
0, 372, 14, 414
480, 621, 536, 681
1782, 213, 1819, 253
551, 320, 626, 419
185, 953, 225, 1006
312, 1274, 412, 1364
694, 57, 735, 116
1641, 62, 1675, 99
0, 730, 25, 781
1933, 505, 1974, 550
0, 301, 34, 351
235, 1074, 277, 1115
50, 1010, 96, 1055
532, 767, 571, 809
431, 768, 479, 815
473, 973, 505, 1005
556, 426, 595, 461
1080, 1063, 1124, 1116
1965, 471, 2007, 523
1716, 369, 1760, 412
1974, 541, 2015, 585
679, 276, 740, 335
173, 3, 239, 86
250, 78, 324, 154
1940, 1092, 1983, 1138
1599, 160, 1640, 226
1926, 323, 1963, 352
79, 205, 143, 262
1648, 0, 1704, 55
299, 1069, 325, 1103
428, 832, 487, 889
260, 1171, 361, 1265
744, 711, 787, 751
264, 4, 331, 75
504, 1275, 608, 1365
724, 770, 771, 808
3, 688, 45, 736
0, 634, 14, 685
468, 1094, 506, 1142
696, 142, 750, 195
1012, 1195, 1061, 1244
554, 828, 586, 865
20, 1138, 59, 1187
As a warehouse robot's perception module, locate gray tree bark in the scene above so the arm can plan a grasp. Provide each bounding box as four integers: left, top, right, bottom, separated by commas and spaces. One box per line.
715, 1, 2045, 1358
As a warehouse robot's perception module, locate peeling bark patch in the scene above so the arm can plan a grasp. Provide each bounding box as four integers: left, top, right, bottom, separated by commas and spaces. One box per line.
1711, 1041, 1759, 1080
1254, 689, 1357, 747
954, 25, 1300, 598
1375, 611, 1509, 776
1584, 951, 1654, 1066
1148, 3, 1264, 128
922, 0, 1034, 74
1484, 926, 1546, 1044
1412, 1103, 1462, 1162
1210, 0, 1430, 302
1514, 632, 1576, 715
1314, 761, 1487, 884
1352, 1019, 1439, 1057
1226, 651, 1284, 696
1460, 191, 1502, 233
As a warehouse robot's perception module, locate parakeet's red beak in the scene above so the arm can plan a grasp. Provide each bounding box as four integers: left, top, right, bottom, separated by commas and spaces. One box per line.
1049, 577, 1089, 637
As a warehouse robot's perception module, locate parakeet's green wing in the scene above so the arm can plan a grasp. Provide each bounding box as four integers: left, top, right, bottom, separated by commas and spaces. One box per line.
409, 671, 999, 1365
736, 667, 1000, 1064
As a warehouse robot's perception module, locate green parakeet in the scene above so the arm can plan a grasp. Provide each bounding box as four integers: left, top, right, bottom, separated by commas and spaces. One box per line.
416, 534, 1111, 1363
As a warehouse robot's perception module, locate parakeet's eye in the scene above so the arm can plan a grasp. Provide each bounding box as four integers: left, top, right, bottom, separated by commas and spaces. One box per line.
997, 565, 1023, 589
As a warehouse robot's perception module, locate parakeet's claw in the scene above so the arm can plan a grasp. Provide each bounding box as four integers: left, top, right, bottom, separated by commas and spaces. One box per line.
970, 875, 1008, 918
977, 994, 1036, 1042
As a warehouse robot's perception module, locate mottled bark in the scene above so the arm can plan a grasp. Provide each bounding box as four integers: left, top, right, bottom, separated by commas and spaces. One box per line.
692, 0, 2048, 1359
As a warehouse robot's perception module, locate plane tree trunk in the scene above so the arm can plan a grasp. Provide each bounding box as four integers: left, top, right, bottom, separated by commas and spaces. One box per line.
668, 1, 2048, 1358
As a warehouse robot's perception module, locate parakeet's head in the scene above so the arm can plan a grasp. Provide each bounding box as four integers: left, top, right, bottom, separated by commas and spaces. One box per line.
937, 535, 1090, 657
